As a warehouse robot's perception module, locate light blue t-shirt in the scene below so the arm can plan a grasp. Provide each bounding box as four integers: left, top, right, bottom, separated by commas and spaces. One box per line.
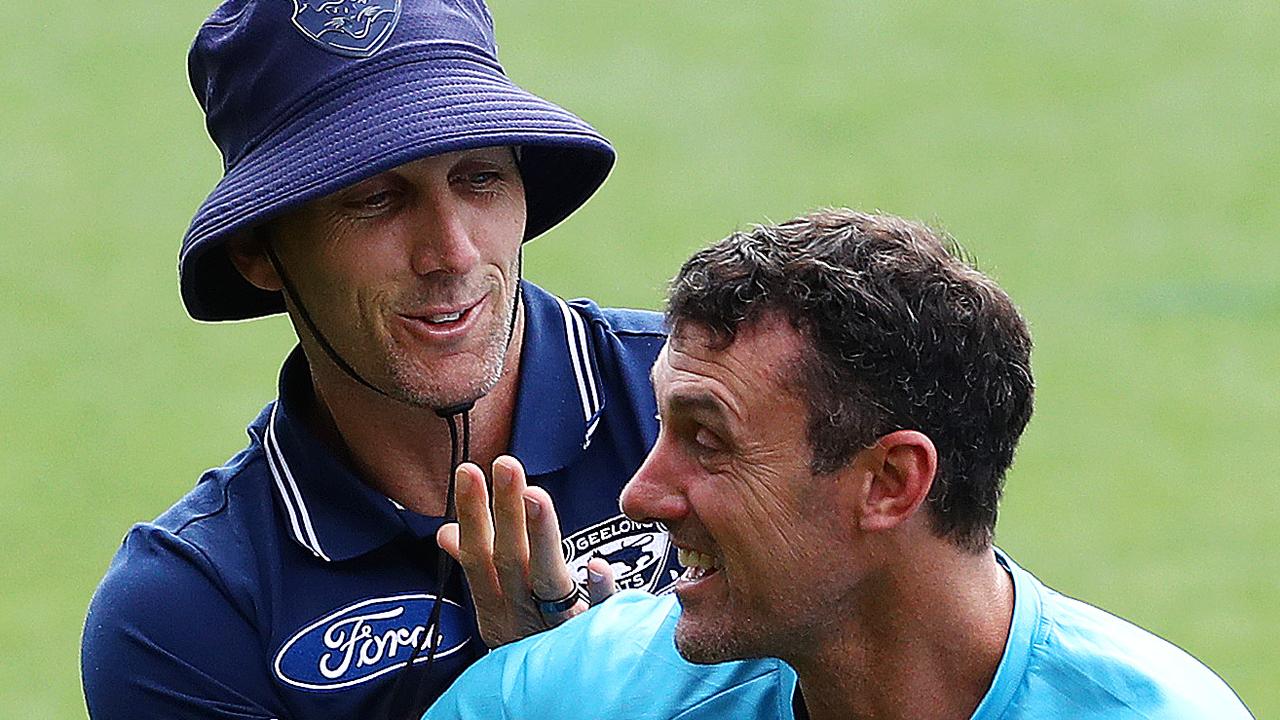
425, 551, 1251, 719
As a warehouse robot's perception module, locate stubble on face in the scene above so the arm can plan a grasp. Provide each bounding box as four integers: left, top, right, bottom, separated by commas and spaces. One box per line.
674, 609, 771, 664
272, 146, 527, 412
674, 564, 861, 666
379, 258, 521, 410
656, 318, 859, 666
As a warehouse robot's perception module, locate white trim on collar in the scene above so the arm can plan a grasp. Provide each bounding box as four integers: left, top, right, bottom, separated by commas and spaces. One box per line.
265, 404, 331, 562
554, 297, 604, 448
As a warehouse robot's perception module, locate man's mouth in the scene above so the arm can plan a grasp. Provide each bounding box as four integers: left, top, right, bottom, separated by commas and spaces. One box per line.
677, 547, 723, 582
401, 295, 487, 336
423, 309, 466, 325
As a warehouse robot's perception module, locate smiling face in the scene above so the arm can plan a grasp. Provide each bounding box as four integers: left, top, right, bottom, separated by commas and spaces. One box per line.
620, 314, 868, 664
250, 146, 526, 409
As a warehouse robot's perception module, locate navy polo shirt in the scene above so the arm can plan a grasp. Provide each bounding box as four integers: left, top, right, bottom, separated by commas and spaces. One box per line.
82, 282, 678, 719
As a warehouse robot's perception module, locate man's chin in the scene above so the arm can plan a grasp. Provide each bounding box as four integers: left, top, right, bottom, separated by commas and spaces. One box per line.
389, 375, 500, 411
672, 616, 753, 665
385, 347, 507, 410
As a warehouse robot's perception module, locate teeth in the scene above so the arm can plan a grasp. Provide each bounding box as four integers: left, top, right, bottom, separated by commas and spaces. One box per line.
677, 548, 722, 573
425, 311, 464, 324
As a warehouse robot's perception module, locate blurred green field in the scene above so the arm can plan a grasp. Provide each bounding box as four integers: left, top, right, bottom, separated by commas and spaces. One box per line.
2, 1, 1277, 717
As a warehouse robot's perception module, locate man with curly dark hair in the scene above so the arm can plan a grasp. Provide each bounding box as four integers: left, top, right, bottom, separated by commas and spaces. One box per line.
426, 209, 1250, 720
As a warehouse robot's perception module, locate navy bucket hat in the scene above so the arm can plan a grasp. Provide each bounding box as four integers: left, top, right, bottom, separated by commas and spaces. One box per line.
179, 0, 615, 321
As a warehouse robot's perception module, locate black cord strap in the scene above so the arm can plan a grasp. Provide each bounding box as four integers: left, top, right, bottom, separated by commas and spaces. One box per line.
379, 404, 472, 720
260, 237, 515, 718
265, 243, 391, 400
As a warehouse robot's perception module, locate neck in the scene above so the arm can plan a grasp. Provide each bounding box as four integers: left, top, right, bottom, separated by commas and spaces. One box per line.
302, 310, 525, 516
793, 544, 1014, 720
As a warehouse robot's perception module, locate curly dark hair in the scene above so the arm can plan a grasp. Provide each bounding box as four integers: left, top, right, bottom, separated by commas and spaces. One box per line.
666, 209, 1034, 551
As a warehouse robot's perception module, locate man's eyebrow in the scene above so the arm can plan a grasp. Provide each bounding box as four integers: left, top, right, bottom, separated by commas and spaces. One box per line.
665, 390, 737, 430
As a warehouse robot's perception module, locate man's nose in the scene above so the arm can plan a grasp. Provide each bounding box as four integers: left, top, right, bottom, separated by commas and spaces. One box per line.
407, 193, 482, 276
620, 443, 688, 524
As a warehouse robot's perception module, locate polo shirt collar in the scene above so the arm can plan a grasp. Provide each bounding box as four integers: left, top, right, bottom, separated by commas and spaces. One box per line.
508, 281, 607, 474
260, 281, 607, 562
257, 347, 408, 562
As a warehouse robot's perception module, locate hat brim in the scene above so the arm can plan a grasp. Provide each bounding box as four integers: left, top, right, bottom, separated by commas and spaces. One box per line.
179, 45, 614, 322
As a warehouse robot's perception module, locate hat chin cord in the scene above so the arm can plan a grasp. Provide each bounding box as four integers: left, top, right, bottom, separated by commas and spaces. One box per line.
263, 242, 522, 719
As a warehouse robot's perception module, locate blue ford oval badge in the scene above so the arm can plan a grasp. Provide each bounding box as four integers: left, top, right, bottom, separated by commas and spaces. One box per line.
291, 1, 402, 58
274, 594, 472, 691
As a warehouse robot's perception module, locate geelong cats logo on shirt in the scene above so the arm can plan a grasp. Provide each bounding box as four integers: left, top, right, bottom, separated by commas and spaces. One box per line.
274, 594, 471, 691
291, 0, 402, 57
562, 515, 676, 594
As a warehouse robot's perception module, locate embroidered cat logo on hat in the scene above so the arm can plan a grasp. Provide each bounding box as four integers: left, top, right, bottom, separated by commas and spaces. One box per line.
291, 0, 402, 57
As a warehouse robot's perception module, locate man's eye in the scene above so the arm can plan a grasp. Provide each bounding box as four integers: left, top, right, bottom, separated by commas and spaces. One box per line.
467, 171, 500, 189
692, 427, 724, 453
363, 191, 392, 207
344, 190, 397, 214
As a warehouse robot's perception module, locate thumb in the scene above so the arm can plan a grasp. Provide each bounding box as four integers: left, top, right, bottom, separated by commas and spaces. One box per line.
436, 522, 462, 562
586, 556, 617, 605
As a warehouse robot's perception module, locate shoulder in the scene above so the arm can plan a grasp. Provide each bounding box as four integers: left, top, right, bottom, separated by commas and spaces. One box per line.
81, 433, 286, 717
1009, 564, 1251, 718
569, 297, 667, 376
426, 592, 791, 719
152, 433, 278, 570
520, 282, 666, 376
582, 301, 667, 339
496, 591, 681, 672
87, 429, 277, 631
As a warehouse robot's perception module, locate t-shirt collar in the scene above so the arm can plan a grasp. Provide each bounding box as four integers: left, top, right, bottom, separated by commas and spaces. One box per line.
969, 547, 1044, 718
789, 548, 1040, 720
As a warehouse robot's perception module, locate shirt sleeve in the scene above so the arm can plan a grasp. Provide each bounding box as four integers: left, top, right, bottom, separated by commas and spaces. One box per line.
81, 524, 288, 720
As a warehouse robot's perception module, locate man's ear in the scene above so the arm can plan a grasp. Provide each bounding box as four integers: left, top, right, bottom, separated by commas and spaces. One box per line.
856, 430, 937, 534
226, 230, 283, 292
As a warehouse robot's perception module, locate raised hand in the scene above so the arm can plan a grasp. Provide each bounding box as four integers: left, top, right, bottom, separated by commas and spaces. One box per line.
436, 455, 616, 647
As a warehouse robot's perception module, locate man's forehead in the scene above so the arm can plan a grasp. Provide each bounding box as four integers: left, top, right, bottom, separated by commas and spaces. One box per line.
656, 315, 806, 392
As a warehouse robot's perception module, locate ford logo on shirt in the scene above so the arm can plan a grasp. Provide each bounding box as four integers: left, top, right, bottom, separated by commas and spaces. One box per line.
273, 594, 472, 691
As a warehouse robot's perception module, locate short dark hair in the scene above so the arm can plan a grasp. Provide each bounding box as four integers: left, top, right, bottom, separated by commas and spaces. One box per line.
666, 209, 1034, 551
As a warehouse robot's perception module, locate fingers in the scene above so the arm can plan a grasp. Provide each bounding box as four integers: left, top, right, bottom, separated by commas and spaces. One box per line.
523, 485, 578, 604
452, 463, 495, 561
586, 556, 617, 606
437, 455, 605, 646
448, 463, 503, 617
490, 456, 532, 597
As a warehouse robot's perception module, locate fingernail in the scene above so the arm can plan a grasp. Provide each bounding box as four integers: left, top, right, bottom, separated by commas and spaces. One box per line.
588, 568, 604, 583
524, 496, 541, 518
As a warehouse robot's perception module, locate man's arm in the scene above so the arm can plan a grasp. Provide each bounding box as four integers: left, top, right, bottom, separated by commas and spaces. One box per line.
435, 456, 615, 647
82, 525, 287, 719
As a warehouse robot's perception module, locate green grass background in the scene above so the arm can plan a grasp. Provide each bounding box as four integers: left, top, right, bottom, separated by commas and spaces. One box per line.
2, 1, 1276, 717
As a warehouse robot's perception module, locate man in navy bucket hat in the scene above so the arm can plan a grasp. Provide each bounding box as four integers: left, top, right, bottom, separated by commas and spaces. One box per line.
81, 1, 682, 718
